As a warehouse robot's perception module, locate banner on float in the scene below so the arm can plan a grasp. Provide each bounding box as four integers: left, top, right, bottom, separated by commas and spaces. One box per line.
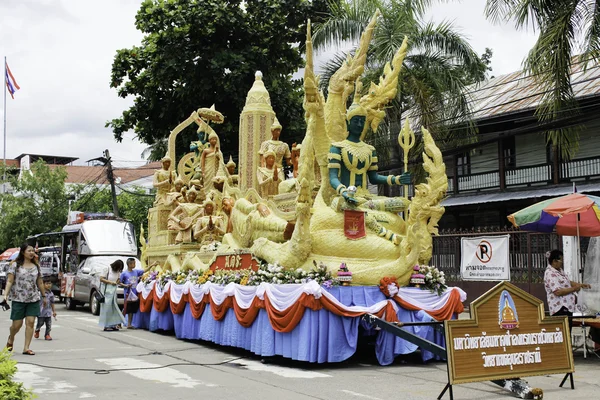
460, 235, 510, 281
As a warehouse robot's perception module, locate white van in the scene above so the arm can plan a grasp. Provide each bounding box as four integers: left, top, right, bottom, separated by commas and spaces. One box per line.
59, 212, 140, 314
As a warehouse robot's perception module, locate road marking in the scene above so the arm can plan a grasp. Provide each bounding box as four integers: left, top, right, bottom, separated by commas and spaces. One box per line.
96, 357, 218, 388
79, 393, 96, 398
236, 359, 331, 378
340, 390, 385, 400
118, 332, 162, 344
15, 364, 77, 394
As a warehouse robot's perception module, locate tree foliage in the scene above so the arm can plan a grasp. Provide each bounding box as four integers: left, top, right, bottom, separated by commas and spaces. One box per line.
485, 0, 598, 159
0, 161, 69, 249
108, 0, 333, 161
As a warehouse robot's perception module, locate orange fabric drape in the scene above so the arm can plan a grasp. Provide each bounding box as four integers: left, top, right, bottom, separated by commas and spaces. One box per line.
170, 293, 188, 315
233, 297, 265, 327
142, 284, 461, 332
140, 290, 154, 312
188, 294, 209, 319
393, 288, 464, 321
152, 287, 171, 313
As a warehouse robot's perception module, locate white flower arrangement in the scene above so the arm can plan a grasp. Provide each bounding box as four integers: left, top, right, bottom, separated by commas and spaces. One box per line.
416, 265, 447, 295
142, 261, 340, 287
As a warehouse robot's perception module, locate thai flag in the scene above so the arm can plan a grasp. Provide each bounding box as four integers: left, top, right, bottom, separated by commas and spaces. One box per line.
5, 61, 20, 99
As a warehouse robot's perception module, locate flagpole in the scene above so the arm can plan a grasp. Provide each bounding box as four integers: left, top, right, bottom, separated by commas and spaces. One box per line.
3, 56, 6, 194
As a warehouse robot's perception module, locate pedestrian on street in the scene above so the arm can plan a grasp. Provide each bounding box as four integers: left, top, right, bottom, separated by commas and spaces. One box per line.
2, 243, 47, 355
35, 279, 56, 340
120, 258, 142, 329
544, 249, 591, 330
97, 259, 126, 332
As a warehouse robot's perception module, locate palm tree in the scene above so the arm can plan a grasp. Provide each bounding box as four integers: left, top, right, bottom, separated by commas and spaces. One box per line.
485, 0, 597, 159
312, 0, 487, 168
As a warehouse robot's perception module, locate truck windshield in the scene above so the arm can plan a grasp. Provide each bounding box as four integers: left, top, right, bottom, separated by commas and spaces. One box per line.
80, 220, 137, 255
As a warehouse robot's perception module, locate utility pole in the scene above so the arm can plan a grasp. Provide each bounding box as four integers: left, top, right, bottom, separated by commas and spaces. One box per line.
103, 149, 120, 217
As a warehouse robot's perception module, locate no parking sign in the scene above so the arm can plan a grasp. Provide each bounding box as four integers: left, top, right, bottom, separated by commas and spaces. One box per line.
460, 235, 510, 281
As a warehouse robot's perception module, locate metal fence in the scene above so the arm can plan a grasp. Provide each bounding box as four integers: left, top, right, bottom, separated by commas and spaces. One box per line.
431, 227, 563, 302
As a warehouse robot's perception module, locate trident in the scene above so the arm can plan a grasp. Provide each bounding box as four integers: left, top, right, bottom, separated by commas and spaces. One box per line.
398, 118, 415, 199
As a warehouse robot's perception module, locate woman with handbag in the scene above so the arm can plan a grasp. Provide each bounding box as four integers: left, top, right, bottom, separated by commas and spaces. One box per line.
2, 243, 47, 355
120, 258, 142, 329
97, 259, 126, 331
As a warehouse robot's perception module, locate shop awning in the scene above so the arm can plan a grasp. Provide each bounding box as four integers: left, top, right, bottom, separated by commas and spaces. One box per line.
442, 182, 600, 207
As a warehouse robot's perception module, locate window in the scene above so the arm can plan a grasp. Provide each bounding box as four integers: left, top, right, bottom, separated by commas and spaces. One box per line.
503, 136, 516, 169
456, 152, 471, 176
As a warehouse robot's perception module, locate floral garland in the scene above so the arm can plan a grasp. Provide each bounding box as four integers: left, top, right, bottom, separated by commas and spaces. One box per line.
141, 261, 340, 288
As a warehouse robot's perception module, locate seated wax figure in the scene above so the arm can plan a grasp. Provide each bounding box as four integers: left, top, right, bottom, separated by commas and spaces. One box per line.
327, 100, 410, 245
259, 117, 291, 175
193, 199, 225, 247
164, 177, 186, 207
257, 150, 280, 198
167, 187, 204, 244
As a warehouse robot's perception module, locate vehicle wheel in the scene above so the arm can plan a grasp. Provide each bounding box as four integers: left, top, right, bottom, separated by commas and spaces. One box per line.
90, 291, 101, 316
65, 297, 77, 310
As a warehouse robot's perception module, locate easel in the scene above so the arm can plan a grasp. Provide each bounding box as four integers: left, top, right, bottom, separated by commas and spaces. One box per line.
559, 372, 575, 389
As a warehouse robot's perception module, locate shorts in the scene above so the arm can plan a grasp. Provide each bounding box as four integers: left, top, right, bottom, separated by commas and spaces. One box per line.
10, 301, 40, 320
123, 300, 139, 315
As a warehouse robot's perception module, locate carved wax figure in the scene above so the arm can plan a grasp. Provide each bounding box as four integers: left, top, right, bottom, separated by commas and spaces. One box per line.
226, 156, 239, 186
257, 150, 280, 198
164, 177, 185, 207
201, 132, 223, 192
327, 99, 411, 245
259, 117, 290, 176
167, 187, 203, 244
220, 197, 235, 233
152, 156, 177, 206
193, 199, 225, 246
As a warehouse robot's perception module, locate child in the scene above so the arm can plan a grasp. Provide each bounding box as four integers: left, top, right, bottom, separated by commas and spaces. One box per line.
120, 258, 142, 329
35, 279, 56, 340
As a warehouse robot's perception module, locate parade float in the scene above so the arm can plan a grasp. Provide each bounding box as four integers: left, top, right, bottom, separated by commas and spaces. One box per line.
133, 13, 466, 365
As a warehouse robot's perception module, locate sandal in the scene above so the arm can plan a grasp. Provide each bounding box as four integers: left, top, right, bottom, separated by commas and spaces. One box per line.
6, 336, 13, 351
22, 349, 35, 355
103, 327, 118, 332
126, 326, 135, 330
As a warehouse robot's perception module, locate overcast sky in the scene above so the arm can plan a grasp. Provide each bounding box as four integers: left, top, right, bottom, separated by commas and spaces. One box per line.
0, 0, 538, 167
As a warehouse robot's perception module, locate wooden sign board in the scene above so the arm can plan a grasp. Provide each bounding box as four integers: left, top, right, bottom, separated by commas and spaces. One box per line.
445, 281, 574, 384
209, 251, 260, 272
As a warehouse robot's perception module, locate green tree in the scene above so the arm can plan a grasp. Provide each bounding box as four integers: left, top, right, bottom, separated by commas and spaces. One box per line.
0, 160, 69, 249
71, 186, 153, 244
108, 0, 333, 161
312, 0, 487, 166
485, 0, 596, 159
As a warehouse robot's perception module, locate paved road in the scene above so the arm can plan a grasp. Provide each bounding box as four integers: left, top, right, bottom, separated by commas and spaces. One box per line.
0, 304, 599, 399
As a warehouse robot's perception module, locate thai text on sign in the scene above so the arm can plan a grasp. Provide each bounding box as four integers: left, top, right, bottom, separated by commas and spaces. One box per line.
445, 282, 574, 385
210, 252, 260, 272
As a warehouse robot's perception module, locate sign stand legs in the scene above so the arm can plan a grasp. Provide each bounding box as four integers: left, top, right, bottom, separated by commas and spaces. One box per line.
559, 373, 575, 389
437, 382, 453, 400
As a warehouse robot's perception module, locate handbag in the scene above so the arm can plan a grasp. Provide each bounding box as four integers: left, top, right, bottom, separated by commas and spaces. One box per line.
94, 290, 105, 304
94, 270, 109, 304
